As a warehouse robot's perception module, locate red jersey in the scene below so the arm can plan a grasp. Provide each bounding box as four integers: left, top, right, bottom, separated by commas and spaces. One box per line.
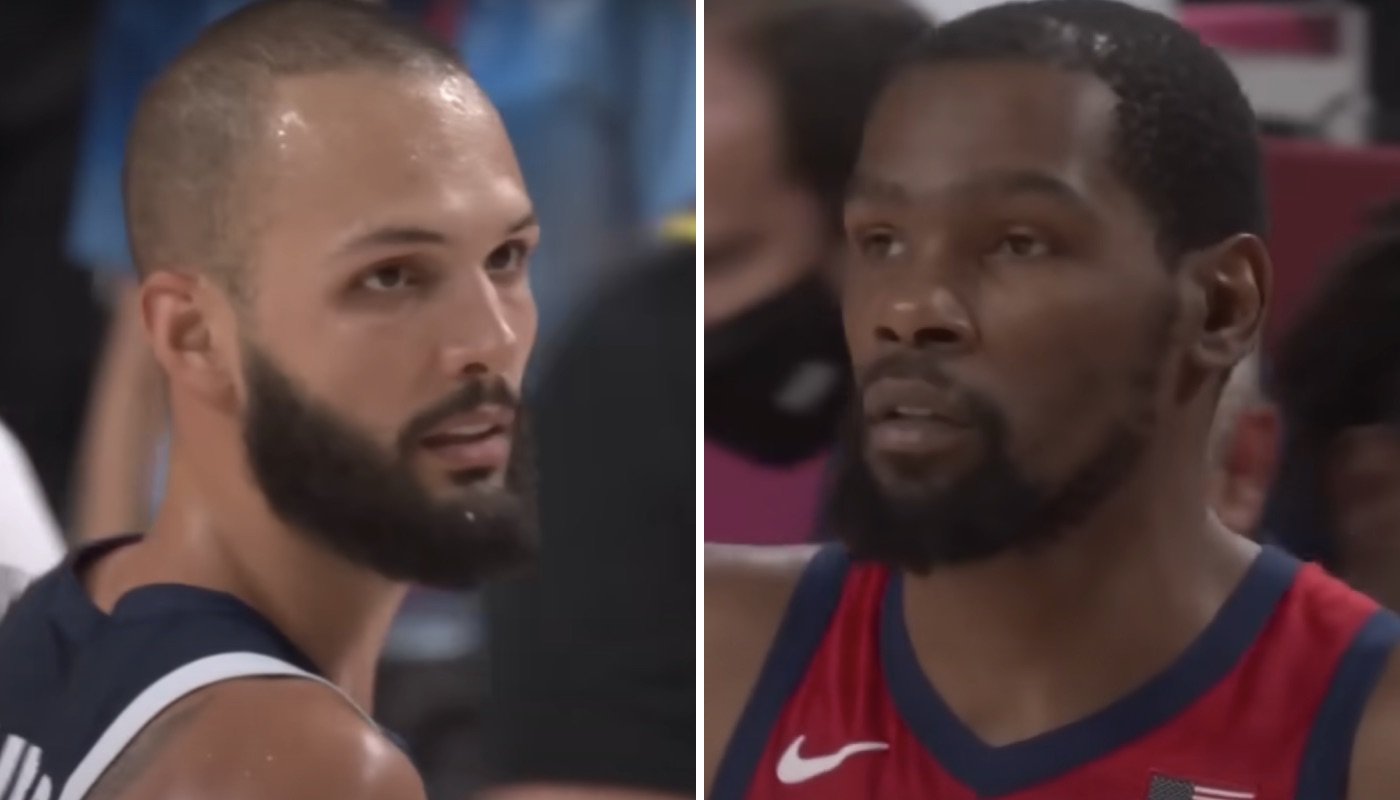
711, 546, 1400, 799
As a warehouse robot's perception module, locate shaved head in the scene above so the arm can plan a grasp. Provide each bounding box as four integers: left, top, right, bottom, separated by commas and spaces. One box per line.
123, 0, 467, 292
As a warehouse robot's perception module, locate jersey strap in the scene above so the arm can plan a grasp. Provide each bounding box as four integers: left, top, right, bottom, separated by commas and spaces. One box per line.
1293, 608, 1400, 799
58, 651, 374, 800
710, 546, 850, 800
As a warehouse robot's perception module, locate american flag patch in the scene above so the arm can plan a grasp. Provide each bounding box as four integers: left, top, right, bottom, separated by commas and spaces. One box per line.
1147, 774, 1256, 800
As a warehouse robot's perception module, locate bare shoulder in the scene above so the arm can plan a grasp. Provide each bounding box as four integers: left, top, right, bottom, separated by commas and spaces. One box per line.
90, 677, 424, 800
704, 543, 820, 791
705, 543, 820, 631
1350, 645, 1400, 799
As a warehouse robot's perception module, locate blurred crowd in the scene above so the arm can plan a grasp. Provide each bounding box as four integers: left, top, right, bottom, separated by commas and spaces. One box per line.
0, 1, 693, 798
704, 0, 1400, 615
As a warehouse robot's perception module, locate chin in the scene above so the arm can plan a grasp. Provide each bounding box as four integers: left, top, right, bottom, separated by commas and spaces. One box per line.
869, 459, 962, 500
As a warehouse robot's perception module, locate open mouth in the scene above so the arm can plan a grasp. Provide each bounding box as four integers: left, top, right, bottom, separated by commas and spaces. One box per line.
421, 421, 505, 447
863, 379, 968, 455
863, 378, 965, 427
419, 410, 514, 472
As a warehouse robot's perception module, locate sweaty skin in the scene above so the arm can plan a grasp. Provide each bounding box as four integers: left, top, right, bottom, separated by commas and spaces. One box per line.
84, 67, 538, 800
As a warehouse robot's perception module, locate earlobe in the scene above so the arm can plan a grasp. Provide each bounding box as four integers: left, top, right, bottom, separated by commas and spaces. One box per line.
1185, 234, 1271, 370
138, 272, 237, 404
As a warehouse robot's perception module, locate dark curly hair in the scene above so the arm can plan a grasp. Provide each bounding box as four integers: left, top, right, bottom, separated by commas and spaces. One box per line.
903, 0, 1266, 261
1267, 200, 1400, 567
1274, 202, 1400, 449
711, 0, 932, 231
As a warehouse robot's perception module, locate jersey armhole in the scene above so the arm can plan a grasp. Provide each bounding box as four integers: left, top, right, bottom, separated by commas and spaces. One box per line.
58, 652, 372, 800
1294, 609, 1400, 800
709, 545, 851, 800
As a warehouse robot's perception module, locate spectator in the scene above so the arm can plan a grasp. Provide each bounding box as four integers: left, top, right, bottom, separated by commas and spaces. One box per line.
704, 0, 930, 542
1272, 205, 1400, 609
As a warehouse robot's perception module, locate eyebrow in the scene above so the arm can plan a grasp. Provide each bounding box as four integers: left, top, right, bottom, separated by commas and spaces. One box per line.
846, 170, 1094, 214
335, 212, 539, 255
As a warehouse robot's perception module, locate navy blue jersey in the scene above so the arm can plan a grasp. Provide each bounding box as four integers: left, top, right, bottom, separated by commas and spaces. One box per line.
0, 535, 375, 800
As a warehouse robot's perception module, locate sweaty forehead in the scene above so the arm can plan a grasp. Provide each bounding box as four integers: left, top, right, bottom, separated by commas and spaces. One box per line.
858, 62, 1123, 200
250, 70, 526, 239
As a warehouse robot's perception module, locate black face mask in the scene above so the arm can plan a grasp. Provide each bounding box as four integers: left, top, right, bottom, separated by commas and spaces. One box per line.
705, 274, 851, 466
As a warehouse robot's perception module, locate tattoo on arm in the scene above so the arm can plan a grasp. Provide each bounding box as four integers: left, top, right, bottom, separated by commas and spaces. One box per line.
85, 693, 211, 800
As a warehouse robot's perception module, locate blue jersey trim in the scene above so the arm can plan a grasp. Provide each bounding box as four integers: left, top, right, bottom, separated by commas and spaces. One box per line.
881, 545, 1300, 796
708, 545, 850, 800
1294, 609, 1400, 799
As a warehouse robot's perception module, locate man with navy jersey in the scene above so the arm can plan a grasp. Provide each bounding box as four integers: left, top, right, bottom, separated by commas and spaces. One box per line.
0, 2, 540, 798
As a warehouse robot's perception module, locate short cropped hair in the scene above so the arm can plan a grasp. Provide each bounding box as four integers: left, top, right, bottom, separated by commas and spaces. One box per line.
123, 0, 465, 290
904, 0, 1265, 261
710, 0, 932, 230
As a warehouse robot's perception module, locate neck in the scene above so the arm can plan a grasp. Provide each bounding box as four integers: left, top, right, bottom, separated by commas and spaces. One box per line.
102, 445, 404, 711
898, 431, 1258, 745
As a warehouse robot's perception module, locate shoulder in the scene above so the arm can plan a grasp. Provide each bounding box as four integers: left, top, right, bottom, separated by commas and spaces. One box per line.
90, 677, 424, 800
1351, 640, 1400, 799
705, 543, 820, 627
704, 544, 822, 789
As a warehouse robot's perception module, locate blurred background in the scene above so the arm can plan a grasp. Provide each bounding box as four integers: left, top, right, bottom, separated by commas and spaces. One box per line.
0, 1, 695, 798
705, 0, 1400, 615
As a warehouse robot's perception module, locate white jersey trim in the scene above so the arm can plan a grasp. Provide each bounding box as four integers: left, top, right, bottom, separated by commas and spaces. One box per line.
59, 651, 373, 800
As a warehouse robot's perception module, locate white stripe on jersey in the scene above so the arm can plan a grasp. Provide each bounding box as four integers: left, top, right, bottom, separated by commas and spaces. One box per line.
59, 651, 373, 800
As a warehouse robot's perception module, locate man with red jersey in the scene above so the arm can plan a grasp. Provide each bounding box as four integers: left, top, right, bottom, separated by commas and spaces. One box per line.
706, 2, 1400, 798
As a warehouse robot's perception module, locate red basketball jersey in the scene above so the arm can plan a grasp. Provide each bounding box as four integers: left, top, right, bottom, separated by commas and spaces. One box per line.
711, 546, 1400, 799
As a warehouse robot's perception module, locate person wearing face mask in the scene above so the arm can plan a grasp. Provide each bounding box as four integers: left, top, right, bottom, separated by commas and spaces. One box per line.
705, 0, 930, 544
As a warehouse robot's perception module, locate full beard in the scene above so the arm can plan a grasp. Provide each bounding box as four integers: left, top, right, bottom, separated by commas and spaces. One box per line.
827, 304, 1175, 575
240, 343, 537, 589
826, 398, 1148, 574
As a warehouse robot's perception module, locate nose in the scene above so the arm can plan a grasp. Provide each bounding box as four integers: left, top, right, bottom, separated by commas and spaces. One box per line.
872, 283, 977, 353
438, 272, 523, 379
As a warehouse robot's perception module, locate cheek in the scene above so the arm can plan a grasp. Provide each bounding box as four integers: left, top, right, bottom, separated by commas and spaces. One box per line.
979, 275, 1163, 460
503, 285, 538, 376
258, 314, 427, 446
838, 268, 884, 367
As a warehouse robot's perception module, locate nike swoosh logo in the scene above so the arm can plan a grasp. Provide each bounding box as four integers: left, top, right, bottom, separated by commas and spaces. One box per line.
775, 734, 890, 784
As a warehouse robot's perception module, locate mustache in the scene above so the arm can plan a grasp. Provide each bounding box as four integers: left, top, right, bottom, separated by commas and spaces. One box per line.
397, 376, 522, 452
857, 350, 959, 392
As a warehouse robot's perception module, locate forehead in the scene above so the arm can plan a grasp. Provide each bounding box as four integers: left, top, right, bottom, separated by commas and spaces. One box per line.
705, 41, 793, 230
858, 61, 1124, 203
249, 70, 528, 244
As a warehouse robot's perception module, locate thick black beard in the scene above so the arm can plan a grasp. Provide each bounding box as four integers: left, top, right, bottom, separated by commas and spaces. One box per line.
240, 344, 537, 589
827, 334, 1168, 575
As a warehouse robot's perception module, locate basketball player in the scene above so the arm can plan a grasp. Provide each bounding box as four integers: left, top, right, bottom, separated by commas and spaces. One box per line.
0, 2, 538, 798
706, 2, 1400, 797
